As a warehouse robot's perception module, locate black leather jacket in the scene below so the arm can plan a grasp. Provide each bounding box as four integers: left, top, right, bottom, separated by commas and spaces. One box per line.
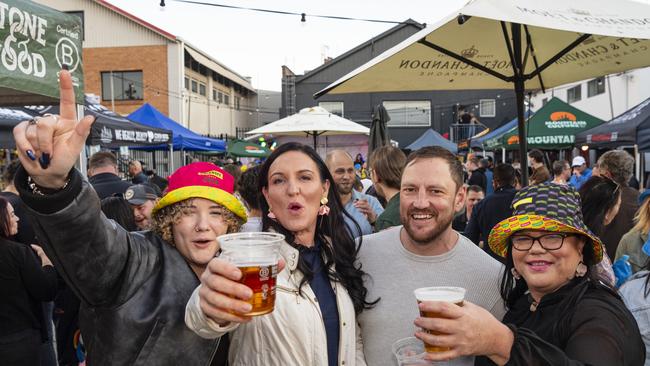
17, 168, 223, 366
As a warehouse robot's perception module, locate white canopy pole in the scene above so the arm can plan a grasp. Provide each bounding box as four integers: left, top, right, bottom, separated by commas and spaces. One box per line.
635, 144, 640, 183
76, 104, 87, 175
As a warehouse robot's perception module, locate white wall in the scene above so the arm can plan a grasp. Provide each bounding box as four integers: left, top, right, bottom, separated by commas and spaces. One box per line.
530, 67, 650, 121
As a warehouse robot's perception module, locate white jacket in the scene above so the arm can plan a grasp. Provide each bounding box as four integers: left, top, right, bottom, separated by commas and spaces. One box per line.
185, 241, 367, 366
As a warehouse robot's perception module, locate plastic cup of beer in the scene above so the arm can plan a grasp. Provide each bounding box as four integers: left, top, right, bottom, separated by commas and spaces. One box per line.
392, 337, 434, 365
218, 232, 284, 317
413, 287, 466, 353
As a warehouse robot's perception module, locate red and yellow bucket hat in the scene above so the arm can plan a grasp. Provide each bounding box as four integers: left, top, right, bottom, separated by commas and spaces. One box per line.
153, 162, 247, 222
488, 183, 603, 262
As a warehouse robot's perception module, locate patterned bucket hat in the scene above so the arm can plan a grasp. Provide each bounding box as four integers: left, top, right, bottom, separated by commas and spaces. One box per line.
488, 182, 603, 263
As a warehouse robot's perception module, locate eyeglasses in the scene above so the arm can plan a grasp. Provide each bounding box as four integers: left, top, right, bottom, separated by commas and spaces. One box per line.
510, 233, 574, 251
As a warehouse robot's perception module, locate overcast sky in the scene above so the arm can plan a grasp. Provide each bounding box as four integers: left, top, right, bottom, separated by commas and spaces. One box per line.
108, 0, 468, 91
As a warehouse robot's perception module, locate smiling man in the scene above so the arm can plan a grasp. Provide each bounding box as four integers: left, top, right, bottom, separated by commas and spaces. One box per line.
326, 150, 383, 238
125, 184, 159, 230
357, 146, 505, 366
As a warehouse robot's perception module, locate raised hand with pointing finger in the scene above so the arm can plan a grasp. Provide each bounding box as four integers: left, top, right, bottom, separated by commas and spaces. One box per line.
13, 69, 95, 189
9, 68, 244, 365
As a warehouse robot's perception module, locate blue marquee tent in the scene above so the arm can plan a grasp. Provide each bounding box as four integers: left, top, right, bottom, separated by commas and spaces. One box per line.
470, 110, 532, 150
406, 128, 457, 154
128, 103, 225, 152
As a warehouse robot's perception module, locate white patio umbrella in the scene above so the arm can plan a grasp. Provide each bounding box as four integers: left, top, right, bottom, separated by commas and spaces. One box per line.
246, 106, 370, 147
315, 0, 650, 185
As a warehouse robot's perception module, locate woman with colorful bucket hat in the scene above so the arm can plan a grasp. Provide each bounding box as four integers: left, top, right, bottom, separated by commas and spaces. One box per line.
10, 71, 245, 365
413, 182, 644, 365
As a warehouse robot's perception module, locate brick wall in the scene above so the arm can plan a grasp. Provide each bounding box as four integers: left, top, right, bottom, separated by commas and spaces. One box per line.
83, 45, 169, 116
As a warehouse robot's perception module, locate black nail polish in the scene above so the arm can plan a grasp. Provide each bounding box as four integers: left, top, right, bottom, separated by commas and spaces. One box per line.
39, 153, 50, 169
62, 64, 69, 70
26, 150, 36, 161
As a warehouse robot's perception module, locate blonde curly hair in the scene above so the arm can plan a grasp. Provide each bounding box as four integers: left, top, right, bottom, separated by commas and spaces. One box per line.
152, 198, 243, 245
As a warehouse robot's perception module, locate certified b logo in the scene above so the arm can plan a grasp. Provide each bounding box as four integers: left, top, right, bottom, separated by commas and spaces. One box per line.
56, 37, 80, 72
259, 266, 269, 280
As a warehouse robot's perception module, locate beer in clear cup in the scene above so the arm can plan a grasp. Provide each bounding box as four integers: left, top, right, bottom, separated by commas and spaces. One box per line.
413, 287, 466, 353
218, 232, 284, 316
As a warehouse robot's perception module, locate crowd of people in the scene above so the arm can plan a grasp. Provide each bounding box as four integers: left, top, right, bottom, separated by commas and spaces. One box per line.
1, 70, 649, 365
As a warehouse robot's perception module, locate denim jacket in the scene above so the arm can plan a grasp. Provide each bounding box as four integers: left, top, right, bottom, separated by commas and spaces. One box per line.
619, 270, 650, 365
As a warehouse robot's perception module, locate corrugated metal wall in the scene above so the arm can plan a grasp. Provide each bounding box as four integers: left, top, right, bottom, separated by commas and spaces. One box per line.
34, 0, 169, 47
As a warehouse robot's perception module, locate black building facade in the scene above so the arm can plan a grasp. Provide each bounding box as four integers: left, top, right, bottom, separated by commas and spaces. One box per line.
281, 20, 518, 148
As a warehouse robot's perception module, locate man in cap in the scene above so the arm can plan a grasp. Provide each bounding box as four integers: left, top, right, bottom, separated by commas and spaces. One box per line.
569, 156, 592, 190
124, 184, 159, 230
10, 70, 246, 366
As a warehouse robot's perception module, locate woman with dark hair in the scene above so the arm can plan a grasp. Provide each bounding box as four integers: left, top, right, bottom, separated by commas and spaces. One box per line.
410, 183, 644, 365
578, 176, 621, 286
100, 196, 138, 232
0, 196, 57, 365
186, 142, 376, 365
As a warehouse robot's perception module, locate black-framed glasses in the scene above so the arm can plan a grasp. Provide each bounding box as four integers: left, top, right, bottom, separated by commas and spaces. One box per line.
511, 233, 574, 251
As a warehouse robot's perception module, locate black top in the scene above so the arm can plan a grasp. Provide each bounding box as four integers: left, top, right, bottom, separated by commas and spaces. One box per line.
452, 209, 469, 233
0, 238, 57, 340
467, 168, 487, 192
88, 172, 132, 200
15, 167, 224, 366
0, 192, 37, 245
476, 278, 645, 365
465, 185, 517, 262
301, 240, 340, 366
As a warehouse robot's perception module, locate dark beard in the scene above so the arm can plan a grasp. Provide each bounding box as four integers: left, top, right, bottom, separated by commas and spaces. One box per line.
401, 209, 454, 245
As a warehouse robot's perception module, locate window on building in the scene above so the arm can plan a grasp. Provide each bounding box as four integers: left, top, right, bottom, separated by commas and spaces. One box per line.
234, 96, 241, 110
224, 93, 230, 106
587, 77, 606, 97
542, 98, 548, 106
318, 101, 344, 117
479, 99, 496, 118
567, 85, 582, 103
184, 77, 189, 90
212, 89, 218, 101
199, 83, 206, 96
191, 79, 198, 93
217, 91, 223, 104
101, 71, 143, 101
382, 100, 431, 127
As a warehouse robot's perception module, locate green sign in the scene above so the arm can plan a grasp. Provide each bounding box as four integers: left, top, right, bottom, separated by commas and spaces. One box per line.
496, 98, 604, 150
227, 139, 270, 158
0, 0, 83, 105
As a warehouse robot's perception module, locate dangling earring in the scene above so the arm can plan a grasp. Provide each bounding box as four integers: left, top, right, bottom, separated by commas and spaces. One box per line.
267, 205, 277, 220
511, 267, 521, 280
318, 197, 330, 216
575, 261, 587, 277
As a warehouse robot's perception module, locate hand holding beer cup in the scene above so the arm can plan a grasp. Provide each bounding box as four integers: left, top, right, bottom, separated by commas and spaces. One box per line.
199, 232, 286, 326
413, 289, 513, 364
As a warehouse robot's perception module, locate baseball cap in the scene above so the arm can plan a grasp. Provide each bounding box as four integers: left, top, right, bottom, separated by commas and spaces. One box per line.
572, 156, 586, 167
125, 185, 158, 206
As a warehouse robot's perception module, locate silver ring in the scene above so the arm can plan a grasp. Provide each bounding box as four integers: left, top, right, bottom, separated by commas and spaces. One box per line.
28, 117, 39, 125
43, 113, 60, 123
